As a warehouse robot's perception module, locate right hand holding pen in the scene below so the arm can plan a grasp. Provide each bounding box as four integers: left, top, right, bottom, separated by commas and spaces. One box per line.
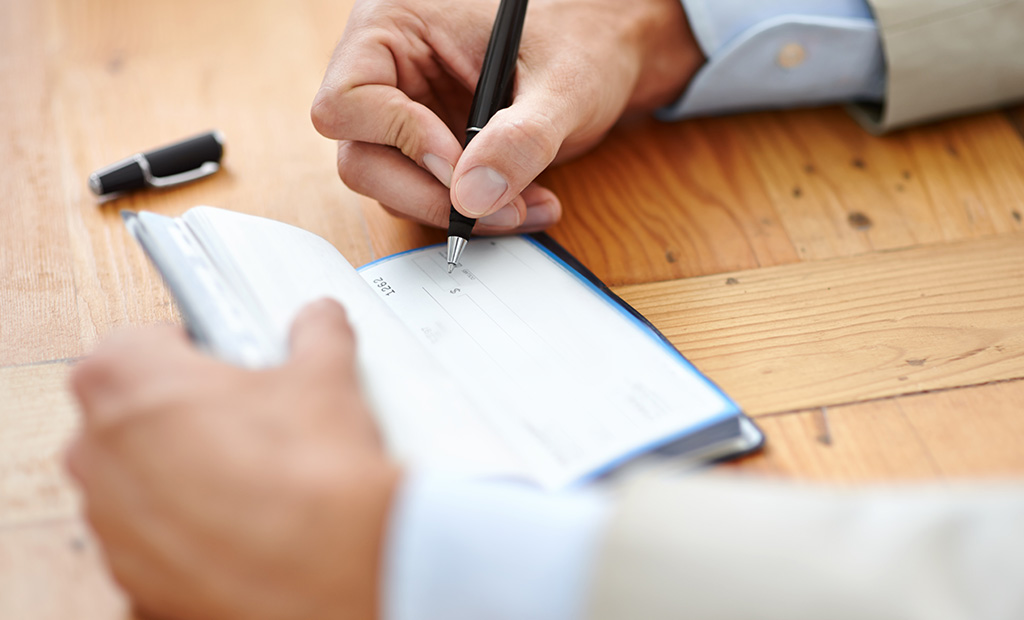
311, 0, 703, 234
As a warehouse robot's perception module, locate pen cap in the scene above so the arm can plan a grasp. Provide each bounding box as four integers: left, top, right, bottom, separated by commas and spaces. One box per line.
89, 131, 225, 196
145, 131, 224, 178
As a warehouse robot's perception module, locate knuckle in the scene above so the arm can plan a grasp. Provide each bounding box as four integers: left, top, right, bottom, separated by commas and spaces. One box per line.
310, 87, 337, 136
419, 198, 451, 228
383, 102, 425, 159
336, 141, 370, 193
311, 77, 364, 139
502, 112, 561, 174
69, 354, 112, 400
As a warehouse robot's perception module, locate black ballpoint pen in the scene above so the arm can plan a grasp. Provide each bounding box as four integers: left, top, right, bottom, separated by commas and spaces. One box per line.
446, 0, 529, 273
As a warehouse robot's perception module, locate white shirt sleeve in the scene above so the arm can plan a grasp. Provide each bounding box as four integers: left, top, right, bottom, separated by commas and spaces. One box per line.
662, 0, 886, 120
589, 477, 1024, 620
383, 474, 610, 620
383, 473, 1024, 620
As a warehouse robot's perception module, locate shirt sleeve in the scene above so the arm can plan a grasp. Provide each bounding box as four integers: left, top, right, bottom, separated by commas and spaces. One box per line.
589, 476, 1024, 620
661, 0, 886, 120
383, 474, 610, 620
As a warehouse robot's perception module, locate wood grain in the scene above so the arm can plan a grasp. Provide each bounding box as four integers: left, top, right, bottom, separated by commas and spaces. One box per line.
0, 0, 371, 366
0, 519, 127, 620
730, 401, 942, 484
4, 0, 1024, 616
616, 234, 1024, 415
898, 379, 1024, 479
0, 363, 81, 528
728, 379, 1024, 483
0, 1, 82, 365
539, 107, 1024, 285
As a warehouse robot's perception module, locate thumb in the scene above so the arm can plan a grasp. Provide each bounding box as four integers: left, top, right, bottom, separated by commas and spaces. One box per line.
287, 299, 358, 380
451, 95, 566, 229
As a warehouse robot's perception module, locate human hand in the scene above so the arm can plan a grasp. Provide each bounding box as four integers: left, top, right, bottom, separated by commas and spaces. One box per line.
66, 300, 398, 620
311, 0, 703, 233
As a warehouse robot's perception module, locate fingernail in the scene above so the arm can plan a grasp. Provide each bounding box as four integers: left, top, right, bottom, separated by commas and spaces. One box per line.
522, 201, 559, 229
456, 167, 508, 216
479, 204, 520, 228
423, 153, 453, 188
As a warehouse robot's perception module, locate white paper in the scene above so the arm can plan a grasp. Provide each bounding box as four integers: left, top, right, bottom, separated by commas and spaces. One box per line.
359, 236, 737, 488
138, 208, 742, 489
183, 207, 524, 480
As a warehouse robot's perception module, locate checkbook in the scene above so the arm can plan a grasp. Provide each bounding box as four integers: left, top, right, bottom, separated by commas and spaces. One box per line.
125, 206, 763, 489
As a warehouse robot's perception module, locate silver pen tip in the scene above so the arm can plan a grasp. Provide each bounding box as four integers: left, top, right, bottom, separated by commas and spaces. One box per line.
446, 235, 467, 272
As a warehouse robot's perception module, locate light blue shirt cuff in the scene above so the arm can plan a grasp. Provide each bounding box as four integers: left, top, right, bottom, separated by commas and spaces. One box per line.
662, 0, 885, 120
383, 474, 610, 620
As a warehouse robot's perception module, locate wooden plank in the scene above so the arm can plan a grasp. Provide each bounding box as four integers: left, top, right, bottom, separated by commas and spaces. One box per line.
55, 0, 373, 340
739, 109, 1024, 258
727, 379, 1024, 483
616, 234, 1024, 415
898, 380, 1024, 479
540, 114, 801, 285
0, 519, 127, 620
534, 106, 1024, 285
0, 1, 81, 366
0, 363, 81, 528
728, 401, 941, 484
0, 0, 372, 365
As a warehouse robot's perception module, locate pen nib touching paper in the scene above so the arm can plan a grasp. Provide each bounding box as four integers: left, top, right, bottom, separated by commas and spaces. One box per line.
446, 236, 466, 273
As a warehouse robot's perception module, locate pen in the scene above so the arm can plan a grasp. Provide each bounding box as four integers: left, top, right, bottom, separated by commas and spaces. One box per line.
88, 130, 225, 199
446, 0, 529, 273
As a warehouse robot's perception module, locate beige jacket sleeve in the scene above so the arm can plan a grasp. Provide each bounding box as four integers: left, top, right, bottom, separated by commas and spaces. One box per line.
852, 0, 1024, 131
587, 476, 1024, 620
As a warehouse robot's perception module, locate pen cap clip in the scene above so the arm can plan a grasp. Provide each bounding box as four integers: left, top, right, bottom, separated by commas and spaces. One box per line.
139, 130, 224, 188
135, 154, 220, 189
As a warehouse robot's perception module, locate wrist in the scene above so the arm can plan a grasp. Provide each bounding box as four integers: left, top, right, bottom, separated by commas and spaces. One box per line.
356, 462, 403, 620
622, 0, 704, 112
303, 454, 403, 620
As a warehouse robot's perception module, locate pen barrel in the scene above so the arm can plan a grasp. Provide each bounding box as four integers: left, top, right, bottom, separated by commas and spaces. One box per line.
448, 0, 528, 244
447, 206, 476, 239
144, 131, 223, 178
447, 128, 482, 239
466, 0, 528, 130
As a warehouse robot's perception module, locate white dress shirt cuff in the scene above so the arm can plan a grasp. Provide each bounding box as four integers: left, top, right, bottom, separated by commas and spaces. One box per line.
384, 474, 610, 620
662, 0, 885, 120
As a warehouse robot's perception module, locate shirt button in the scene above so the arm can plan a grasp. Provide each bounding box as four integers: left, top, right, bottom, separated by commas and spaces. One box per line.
777, 43, 807, 69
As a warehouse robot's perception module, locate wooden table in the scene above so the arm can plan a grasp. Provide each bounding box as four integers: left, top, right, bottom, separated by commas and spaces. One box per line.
3, 1, 1023, 617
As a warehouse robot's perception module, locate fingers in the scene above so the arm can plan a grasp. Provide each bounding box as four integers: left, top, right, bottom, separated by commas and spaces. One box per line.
336, 140, 452, 227
337, 140, 561, 233
450, 91, 578, 222
314, 84, 464, 189
69, 325, 193, 428
312, 0, 577, 232
287, 299, 358, 382
311, 5, 464, 189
